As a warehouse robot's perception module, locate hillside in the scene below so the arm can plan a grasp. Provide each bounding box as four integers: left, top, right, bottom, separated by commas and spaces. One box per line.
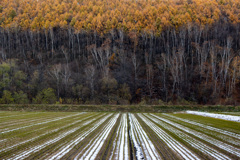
0, 0, 240, 105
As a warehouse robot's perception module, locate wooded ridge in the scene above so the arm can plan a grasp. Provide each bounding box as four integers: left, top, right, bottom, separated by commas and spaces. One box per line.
0, 0, 240, 105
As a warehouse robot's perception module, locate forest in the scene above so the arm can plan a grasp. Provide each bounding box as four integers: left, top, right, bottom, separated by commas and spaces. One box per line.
0, 0, 240, 105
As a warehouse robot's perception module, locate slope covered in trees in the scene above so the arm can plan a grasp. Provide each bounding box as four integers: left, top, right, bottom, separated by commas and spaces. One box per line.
0, 0, 240, 105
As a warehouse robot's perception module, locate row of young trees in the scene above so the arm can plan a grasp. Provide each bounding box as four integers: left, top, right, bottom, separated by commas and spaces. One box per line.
0, 0, 240, 104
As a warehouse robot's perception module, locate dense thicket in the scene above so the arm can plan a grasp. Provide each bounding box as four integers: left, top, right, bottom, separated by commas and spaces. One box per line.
0, 0, 240, 105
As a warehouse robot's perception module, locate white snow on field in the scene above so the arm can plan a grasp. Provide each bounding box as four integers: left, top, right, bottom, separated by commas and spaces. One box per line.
74, 113, 119, 160
129, 114, 144, 160
0, 139, 7, 143
123, 114, 129, 160
110, 113, 129, 160
111, 118, 122, 160
0, 126, 50, 152
0, 115, 66, 132
138, 114, 200, 160
163, 114, 240, 143
0, 114, 84, 145
2, 112, 239, 159
0, 112, 39, 119
8, 113, 105, 160
129, 113, 161, 160
46, 113, 111, 160
0, 113, 84, 134
186, 111, 240, 122
9, 127, 81, 160
0, 113, 96, 154
0, 115, 51, 126
150, 114, 240, 158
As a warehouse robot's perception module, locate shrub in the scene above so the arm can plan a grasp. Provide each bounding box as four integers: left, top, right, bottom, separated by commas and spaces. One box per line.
0, 90, 14, 104
13, 91, 29, 104
33, 88, 57, 104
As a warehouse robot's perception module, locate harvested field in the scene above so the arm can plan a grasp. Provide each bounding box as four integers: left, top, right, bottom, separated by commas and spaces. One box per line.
0, 111, 239, 159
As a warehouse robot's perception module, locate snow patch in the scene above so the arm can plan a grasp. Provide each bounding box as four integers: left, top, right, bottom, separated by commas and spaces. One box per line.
186, 111, 240, 122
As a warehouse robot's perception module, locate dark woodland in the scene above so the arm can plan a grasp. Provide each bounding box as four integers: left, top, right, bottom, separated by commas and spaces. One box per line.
0, 0, 240, 105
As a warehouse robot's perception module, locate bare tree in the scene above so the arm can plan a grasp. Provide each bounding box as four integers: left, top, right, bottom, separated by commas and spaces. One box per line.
157, 53, 168, 101
146, 64, 154, 98
50, 28, 54, 57
0, 47, 6, 61
48, 64, 61, 99
91, 45, 110, 73
61, 64, 71, 93
85, 64, 96, 99
223, 37, 234, 84
131, 52, 140, 90
210, 45, 218, 96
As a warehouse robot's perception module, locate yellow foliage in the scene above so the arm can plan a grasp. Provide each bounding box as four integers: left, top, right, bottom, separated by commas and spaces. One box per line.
0, 0, 239, 33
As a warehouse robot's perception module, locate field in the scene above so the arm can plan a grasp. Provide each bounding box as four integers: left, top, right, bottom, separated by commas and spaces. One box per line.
0, 111, 239, 159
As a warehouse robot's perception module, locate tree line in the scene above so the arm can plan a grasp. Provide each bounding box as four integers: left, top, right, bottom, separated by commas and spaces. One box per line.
0, 0, 240, 105
1, 0, 240, 33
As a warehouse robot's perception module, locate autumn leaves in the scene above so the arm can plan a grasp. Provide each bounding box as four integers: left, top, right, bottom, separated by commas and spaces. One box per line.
0, 0, 240, 33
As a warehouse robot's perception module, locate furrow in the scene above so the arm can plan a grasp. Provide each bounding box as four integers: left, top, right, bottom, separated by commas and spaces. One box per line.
0, 112, 84, 134
144, 114, 231, 159
163, 113, 240, 145
44, 113, 112, 159
151, 114, 240, 157
7, 113, 105, 160
138, 114, 200, 160
0, 114, 70, 131
129, 113, 161, 160
74, 113, 119, 160
0, 112, 40, 119
110, 113, 129, 160
108, 114, 123, 160
0, 113, 95, 155
0, 113, 88, 147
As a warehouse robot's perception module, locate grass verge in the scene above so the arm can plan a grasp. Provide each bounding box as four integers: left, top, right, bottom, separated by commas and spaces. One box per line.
0, 104, 240, 112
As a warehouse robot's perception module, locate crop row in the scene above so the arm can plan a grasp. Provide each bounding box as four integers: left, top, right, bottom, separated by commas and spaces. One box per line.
0, 111, 239, 159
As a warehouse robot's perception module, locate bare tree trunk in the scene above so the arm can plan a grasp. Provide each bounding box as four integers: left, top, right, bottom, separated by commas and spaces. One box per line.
48, 64, 61, 99
50, 28, 54, 58
146, 64, 154, 98
85, 65, 95, 99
